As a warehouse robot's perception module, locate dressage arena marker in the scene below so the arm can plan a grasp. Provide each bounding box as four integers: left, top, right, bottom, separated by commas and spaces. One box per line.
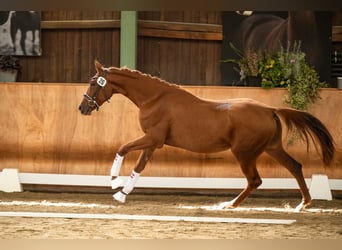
0, 169, 22, 192
309, 174, 332, 200
10, 171, 342, 191
0, 211, 296, 225
0, 170, 341, 196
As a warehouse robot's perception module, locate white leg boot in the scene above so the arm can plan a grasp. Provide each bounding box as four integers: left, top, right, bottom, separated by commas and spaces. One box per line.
113, 171, 140, 203
110, 154, 124, 189
113, 191, 127, 203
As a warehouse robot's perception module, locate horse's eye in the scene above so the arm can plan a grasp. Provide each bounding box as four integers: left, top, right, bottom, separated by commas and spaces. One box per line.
89, 77, 97, 85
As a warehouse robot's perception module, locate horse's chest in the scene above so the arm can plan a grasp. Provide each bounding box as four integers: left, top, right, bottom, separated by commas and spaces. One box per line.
138, 108, 169, 133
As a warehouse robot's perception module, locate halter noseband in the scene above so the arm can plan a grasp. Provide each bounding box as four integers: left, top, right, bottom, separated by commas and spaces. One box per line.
83, 69, 111, 111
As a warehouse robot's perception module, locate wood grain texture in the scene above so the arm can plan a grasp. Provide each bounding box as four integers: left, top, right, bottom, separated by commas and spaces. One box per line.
17, 11, 222, 85
14, 11, 342, 85
0, 83, 341, 179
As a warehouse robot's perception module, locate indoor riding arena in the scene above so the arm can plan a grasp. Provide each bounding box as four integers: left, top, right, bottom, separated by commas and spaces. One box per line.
0, 9, 342, 241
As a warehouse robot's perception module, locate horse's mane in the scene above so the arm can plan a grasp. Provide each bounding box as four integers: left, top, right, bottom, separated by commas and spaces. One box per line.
107, 66, 181, 89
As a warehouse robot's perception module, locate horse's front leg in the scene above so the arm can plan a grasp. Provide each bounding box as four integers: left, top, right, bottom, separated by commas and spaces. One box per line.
113, 148, 155, 203
110, 135, 158, 187
109, 134, 159, 203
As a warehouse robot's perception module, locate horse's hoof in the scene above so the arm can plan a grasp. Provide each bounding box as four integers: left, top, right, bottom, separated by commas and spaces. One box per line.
111, 177, 124, 189
294, 201, 309, 213
216, 201, 236, 210
113, 191, 126, 203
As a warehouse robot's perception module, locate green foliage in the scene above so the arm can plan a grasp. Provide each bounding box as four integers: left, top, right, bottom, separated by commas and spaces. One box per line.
224, 41, 327, 111
284, 62, 327, 110
223, 42, 262, 78
258, 55, 287, 88
275, 41, 327, 110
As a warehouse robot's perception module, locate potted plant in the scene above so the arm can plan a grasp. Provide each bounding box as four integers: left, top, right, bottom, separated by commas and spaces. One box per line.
258, 41, 327, 111
258, 53, 287, 89
225, 41, 327, 111
0, 55, 21, 82
223, 42, 262, 86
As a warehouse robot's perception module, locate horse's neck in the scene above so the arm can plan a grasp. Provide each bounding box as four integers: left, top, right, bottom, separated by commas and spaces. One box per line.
287, 11, 317, 41
287, 11, 320, 71
109, 69, 169, 108
288, 11, 315, 26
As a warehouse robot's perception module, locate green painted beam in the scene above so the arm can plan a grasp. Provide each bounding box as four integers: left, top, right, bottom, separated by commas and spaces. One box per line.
120, 11, 137, 69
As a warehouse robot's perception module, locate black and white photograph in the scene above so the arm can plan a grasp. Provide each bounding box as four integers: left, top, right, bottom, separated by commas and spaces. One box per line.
0, 11, 41, 56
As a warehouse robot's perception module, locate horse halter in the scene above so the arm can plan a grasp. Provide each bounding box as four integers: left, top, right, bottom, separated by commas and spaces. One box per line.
83, 69, 111, 111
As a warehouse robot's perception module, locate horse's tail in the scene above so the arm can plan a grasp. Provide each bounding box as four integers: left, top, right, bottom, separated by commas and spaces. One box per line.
274, 108, 335, 166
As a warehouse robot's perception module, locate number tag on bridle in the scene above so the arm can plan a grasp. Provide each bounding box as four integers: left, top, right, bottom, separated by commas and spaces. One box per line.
97, 76, 107, 87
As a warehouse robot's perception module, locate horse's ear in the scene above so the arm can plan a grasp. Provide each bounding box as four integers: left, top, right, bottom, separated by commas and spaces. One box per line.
94, 60, 103, 73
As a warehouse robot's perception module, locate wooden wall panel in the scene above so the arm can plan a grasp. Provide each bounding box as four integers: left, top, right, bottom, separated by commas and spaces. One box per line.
137, 38, 221, 85
16, 11, 222, 85
17, 11, 121, 83
0, 83, 341, 179
11, 11, 341, 86
138, 11, 222, 85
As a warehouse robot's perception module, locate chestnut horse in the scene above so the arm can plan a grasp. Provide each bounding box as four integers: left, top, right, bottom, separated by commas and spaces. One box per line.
79, 60, 335, 212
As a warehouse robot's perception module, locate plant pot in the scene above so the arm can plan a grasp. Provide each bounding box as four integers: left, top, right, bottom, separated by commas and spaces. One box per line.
338, 77, 342, 89
246, 76, 261, 87
0, 70, 18, 82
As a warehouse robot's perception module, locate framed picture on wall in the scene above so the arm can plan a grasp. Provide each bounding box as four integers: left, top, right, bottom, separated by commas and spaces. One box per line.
0, 11, 41, 56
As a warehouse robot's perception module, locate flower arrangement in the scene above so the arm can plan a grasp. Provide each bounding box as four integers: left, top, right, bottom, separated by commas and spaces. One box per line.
223, 42, 262, 82
275, 41, 327, 110
258, 54, 287, 88
225, 41, 327, 111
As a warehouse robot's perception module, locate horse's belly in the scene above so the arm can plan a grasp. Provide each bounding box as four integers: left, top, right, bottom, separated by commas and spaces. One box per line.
165, 127, 231, 153
166, 139, 230, 154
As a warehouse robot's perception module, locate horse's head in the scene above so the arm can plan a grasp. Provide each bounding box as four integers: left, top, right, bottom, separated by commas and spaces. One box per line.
78, 60, 114, 115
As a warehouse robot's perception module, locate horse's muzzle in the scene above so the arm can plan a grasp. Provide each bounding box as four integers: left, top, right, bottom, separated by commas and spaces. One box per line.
78, 100, 95, 115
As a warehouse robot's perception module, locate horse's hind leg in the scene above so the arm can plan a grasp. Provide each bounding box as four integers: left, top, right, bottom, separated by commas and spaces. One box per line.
218, 152, 262, 209
20, 31, 27, 55
31, 29, 36, 55
266, 147, 311, 212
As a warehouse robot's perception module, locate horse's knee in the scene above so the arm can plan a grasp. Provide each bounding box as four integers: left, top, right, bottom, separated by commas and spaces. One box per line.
117, 145, 128, 156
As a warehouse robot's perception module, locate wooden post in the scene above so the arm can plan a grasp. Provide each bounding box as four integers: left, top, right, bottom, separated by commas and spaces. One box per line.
120, 11, 137, 69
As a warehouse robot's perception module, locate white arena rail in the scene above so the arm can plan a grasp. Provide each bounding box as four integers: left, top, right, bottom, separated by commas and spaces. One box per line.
0, 169, 341, 200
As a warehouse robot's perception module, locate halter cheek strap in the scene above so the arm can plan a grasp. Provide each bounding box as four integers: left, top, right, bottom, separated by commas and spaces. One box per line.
83, 93, 100, 111
83, 69, 111, 111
